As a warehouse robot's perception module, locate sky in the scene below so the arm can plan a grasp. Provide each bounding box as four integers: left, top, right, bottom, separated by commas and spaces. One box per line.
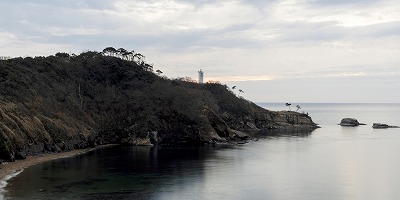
0, 0, 399, 103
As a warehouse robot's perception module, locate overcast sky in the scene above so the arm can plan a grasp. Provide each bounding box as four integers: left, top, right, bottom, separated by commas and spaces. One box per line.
1, 0, 399, 103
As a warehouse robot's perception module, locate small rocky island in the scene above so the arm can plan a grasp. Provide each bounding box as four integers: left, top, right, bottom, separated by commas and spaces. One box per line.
372, 123, 399, 129
339, 118, 366, 126
0, 49, 319, 162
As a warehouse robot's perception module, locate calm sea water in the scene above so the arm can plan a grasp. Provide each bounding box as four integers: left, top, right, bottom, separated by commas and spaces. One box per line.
2, 103, 400, 200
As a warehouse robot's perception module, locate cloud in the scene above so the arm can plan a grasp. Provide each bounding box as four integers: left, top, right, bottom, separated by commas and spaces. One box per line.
206, 75, 279, 82
43, 27, 101, 36
309, 0, 381, 7
226, 74, 400, 103
0, 32, 76, 57
113, 0, 261, 32
0, 0, 399, 102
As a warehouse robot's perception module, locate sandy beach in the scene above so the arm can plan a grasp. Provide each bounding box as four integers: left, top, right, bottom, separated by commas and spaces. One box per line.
0, 144, 118, 181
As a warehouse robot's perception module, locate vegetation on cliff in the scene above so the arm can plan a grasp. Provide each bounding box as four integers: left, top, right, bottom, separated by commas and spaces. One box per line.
0, 49, 318, 161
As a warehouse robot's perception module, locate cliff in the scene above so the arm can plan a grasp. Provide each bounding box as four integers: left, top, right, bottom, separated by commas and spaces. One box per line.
0, 51, 318, 161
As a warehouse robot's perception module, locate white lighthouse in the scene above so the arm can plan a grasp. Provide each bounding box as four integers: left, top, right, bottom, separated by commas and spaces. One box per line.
198, 69, 204, 84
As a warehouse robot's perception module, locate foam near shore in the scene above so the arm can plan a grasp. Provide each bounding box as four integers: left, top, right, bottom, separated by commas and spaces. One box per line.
0, 169, 23, 200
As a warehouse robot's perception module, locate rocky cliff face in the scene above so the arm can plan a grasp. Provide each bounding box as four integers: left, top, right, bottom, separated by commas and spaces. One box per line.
254, 110, 318, 129
0, 52, 319, 162
0, 105, 95, 161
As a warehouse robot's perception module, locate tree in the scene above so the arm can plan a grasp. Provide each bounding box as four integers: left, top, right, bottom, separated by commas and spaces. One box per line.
238, 89, 244, 96
183, 77, 196, 83
231, 86, 236, 94
79, 51, 101, 59
143, 63, 153, 72
285, 103, 291, 111
55, 52, 70, 58
117, 48, 128, 59
207, 80, 220, 84
102, 47, 117, 56
155, 69, 163, 75
134, 53, 145, 65
126, 50, 135, 61
296, 105, 301, 112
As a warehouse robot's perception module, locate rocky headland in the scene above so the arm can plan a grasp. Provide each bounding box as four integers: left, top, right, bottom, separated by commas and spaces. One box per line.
0, 50, 319, 162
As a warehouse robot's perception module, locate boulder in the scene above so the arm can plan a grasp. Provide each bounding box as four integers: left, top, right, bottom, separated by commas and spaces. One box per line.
339, 118, 366, 126
372, 123, 399, 129
15, 150, 27, 159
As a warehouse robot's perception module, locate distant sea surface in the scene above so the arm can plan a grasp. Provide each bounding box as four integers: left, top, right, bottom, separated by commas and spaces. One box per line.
2, 103, 400, 200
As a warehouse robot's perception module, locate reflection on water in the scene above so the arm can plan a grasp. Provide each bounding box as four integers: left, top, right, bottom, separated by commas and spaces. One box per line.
4, 145, 228, 199
3, 103, 400, 200
6, 132, 400, 200
255, 128, 315, 138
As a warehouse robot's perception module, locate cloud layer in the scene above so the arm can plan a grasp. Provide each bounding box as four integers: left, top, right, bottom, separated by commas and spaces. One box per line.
1, 0, 399, 102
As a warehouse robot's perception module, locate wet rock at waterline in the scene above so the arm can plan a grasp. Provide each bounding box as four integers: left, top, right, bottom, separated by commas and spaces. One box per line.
339, 118, 366, 126
372, 123, 399, 129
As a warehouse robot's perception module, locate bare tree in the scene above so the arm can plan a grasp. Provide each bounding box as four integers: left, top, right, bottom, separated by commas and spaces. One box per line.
238, 89, 244, 96
155, 69, 163, 75
285, 103, 292, 111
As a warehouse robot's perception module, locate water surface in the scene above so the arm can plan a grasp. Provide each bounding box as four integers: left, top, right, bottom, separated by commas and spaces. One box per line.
2, 103, 400, 200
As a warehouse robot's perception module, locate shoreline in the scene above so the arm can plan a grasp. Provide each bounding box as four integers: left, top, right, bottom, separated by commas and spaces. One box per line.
0, 144, 119, 181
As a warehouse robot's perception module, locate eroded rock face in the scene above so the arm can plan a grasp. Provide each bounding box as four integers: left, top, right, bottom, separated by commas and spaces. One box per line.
251, 110, 320, 131
339, 118, 366, 126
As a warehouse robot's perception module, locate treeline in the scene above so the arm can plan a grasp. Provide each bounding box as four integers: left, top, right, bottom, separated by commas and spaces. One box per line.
52, 47, 156, 73
101, 47, 155, 72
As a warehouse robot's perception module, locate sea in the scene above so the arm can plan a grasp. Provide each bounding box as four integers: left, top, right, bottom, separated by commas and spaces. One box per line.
1, 103, 400, 200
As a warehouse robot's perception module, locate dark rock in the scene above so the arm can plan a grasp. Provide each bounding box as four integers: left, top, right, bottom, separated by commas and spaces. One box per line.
9, 155, 15, 162
51, 143, 62, 153
149, 131, 158, 145
339, 118, 366, 126
56, 143, 66, 151
44, 143, 53, 152
87, 134, 97, 147
253, 111, 320, 130
205, 108, 230, 138
26, 142, 45, 156
372, 123, 399, 129
15, 150, 27, 159
246, 122, 259, 130
229, 129, 250, 140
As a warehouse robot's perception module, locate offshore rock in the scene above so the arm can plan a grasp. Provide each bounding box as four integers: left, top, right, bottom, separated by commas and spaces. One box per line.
339, 118, 366, 126
372, 123, 399, 129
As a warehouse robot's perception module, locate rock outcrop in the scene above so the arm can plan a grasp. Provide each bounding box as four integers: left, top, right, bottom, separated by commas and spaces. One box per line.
372, 123, 399, 129
339, 118, 366, 126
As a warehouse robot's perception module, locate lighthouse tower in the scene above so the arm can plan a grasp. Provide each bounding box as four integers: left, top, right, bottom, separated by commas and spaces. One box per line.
198, 69, 204, 84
